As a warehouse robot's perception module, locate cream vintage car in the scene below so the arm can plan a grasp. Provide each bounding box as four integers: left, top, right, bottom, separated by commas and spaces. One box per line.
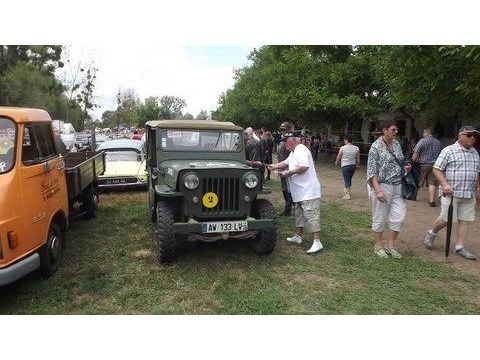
97, 139, 147, 189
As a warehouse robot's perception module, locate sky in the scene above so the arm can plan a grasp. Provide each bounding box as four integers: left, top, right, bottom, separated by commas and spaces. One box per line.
59, 45, 255, 121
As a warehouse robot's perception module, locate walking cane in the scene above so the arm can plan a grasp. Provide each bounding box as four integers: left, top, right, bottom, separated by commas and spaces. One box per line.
445, 196, 454, 258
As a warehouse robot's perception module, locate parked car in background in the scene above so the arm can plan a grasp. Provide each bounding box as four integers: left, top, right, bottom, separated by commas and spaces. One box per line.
96, 139, 147, 189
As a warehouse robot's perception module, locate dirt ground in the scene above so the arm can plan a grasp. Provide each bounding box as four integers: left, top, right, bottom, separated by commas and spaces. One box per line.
271, 160, 480, 278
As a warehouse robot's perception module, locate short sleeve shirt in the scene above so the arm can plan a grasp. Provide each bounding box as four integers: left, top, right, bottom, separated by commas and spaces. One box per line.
284, 144, 321, 202
413, 136, 443, 164
367, 137, 404, 185
433, 141, 480, 198
340, 144, 359, 167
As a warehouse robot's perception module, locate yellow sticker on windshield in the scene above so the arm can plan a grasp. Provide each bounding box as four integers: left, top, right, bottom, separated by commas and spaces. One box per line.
202, 192, 219, 208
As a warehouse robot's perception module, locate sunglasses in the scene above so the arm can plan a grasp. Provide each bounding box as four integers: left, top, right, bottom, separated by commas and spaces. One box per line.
463, 133, 476, 138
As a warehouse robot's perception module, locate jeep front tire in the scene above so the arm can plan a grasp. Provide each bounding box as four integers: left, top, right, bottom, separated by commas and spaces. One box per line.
251, 199, 277, 255
155, 201, 176, 263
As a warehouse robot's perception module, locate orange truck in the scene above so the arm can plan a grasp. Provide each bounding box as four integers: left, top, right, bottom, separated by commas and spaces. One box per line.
0, 107, 105, 286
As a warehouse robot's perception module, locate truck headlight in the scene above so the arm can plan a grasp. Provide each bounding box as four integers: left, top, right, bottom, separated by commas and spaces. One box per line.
243, 172, 258, 189
184, 174, 200, 190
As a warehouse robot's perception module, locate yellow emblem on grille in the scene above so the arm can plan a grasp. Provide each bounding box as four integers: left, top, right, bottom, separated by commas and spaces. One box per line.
202, 192, 219, 208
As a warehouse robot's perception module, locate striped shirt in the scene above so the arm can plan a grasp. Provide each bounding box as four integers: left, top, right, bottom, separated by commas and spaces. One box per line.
413, 136, 443, 164
434, 141, 480, 198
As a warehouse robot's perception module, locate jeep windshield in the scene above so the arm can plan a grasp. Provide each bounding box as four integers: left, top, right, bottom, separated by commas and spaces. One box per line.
0, 117, 16, 174
159, 129, 242, 152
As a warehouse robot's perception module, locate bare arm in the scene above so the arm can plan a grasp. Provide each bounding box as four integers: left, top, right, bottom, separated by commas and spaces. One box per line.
267, 161, 287, 170
433, 167, 452, 195
335, 149, 343, 166
369, 176, 386, 202
411, 151, 419, 162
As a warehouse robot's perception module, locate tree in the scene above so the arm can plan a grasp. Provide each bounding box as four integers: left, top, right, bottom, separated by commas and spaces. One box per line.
181, 113, 194, 120
368, 45, 480, 127
158, 95, 186, 119
215, 45, 381, 131
0, 45, 64, 111
101, 110, 116, 128
195, 109, 208, 120
137, 96, 161, 127
112, 89, 139, 128
57, 48, 98, 130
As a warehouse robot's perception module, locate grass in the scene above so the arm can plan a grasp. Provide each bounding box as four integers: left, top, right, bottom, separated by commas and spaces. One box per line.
1, 183, 480, 314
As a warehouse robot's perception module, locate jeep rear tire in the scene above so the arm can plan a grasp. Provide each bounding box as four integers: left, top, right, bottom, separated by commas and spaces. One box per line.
251, 199, 277, 255
156, 201, 176, 264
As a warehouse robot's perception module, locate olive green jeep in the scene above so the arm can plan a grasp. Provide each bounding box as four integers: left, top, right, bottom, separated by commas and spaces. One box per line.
145, 120, 277, 263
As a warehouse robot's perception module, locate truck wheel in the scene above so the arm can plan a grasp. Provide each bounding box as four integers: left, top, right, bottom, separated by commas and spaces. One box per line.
82, 185, 99, 219
39, 222, 65, 278
156, 202, 176, 264
251, 199, 277, 255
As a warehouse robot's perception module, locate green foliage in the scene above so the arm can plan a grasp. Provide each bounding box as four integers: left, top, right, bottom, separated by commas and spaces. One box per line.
195, 109, 208, 120
158, 95, 186, 119
369, 45, 480, 125
215, 45, 480, 132
215, 46, 382, 131
137, 96, 161, 127
0, 64, 61, 110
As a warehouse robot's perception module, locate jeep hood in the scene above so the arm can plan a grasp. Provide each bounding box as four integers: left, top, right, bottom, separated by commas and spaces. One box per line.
161, 160, 250, 172
160, 160, 252, 189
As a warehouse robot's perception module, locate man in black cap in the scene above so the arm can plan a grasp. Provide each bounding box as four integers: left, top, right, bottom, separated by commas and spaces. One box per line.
277, 121, 294, 216
424, 125, 480, 260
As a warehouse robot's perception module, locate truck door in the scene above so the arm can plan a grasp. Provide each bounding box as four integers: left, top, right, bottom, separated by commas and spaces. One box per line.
20, 123, 64, 250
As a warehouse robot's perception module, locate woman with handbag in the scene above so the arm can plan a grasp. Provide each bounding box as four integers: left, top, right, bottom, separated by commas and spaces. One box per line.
366, 119, 412, 259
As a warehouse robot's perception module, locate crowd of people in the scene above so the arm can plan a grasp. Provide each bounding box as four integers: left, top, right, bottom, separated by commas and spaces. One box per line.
245, 119, 480, 261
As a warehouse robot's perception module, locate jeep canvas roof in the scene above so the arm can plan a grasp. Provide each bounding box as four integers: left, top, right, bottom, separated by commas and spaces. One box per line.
146, 120, 243, 132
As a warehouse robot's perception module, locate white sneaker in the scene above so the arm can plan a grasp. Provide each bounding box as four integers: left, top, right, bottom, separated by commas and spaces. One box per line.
424, 230, 437, 250
306, 240, 323, 254
286, 234, 303, 244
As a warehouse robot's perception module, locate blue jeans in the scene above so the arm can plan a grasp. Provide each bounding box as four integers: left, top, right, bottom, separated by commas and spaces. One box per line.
341, 164, 356, 188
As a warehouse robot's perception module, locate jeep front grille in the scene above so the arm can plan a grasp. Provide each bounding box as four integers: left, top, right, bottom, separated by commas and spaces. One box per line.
202, 177, 240, 214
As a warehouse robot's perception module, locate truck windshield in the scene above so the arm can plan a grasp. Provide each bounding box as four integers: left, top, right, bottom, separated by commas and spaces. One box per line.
0, 118, 16, 174
159, 130, 242, 152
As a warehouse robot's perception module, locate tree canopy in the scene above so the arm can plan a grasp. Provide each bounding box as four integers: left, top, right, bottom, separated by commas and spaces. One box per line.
214, 45, 480, 133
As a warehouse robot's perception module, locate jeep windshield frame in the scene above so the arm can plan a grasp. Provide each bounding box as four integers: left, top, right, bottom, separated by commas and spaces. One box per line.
159, 129, 243, 153
0, 117, 16, 174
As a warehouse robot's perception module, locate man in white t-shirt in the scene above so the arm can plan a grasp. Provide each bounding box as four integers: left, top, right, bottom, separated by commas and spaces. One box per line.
268, 132, 323, 254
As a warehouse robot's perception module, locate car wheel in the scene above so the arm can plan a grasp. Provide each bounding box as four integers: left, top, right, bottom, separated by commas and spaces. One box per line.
156, 201, 176, 264
251, 199, 277, 255
82, 185, 99, 219
39, 222, 65, 278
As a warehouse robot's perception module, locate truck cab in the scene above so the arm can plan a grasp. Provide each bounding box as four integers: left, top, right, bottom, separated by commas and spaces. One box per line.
0, 107, 70, 286
146, 120, 277, 263
0, 107, 105, 286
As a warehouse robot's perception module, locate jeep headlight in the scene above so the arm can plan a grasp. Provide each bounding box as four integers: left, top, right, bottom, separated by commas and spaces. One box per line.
243, 172, 259, 189
184, 174, 200, 190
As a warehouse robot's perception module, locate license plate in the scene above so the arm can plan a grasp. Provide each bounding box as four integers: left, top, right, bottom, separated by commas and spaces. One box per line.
105, 178, 127, 185
201, 220, 248, 234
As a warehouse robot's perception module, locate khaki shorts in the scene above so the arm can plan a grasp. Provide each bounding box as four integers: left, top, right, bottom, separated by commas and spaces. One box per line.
419, 164, 437, 187
440, 196, 476, 222
294, 198, 321, 232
